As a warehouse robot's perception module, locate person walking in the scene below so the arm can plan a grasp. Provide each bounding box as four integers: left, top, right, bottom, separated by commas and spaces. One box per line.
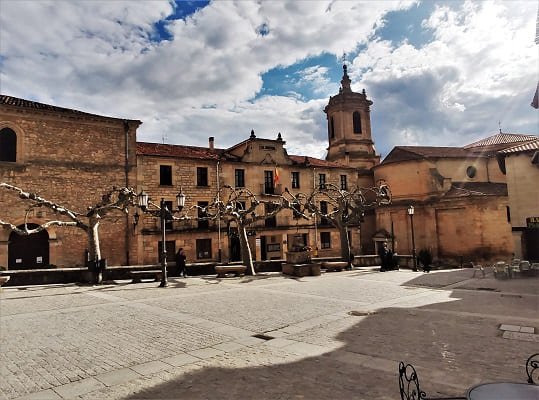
175, 248, 187, 277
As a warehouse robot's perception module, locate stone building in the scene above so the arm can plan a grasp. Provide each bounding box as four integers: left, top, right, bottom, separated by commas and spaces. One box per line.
497, 138, 539, 261
0, 95, 141, 269
135, 132, 360, 265
372, 132, 538, 265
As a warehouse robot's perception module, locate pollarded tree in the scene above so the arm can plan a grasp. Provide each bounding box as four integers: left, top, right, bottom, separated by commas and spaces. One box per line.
0, 183, 139, 282
289, 182, 391, 268
200, 185, 300, 275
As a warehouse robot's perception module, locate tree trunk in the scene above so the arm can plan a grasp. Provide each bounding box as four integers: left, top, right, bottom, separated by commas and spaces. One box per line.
88, 215, 102, 284
337, 222, 352, 269
238, 222, 255, 275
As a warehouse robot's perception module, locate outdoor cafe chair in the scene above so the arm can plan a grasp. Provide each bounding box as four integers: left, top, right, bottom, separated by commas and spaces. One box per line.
519, 260, 531, 274
526, 353, 539, 384
493, 261, 509, 279
398, 361, 466, 400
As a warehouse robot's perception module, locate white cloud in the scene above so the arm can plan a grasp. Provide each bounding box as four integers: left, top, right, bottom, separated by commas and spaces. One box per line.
350, 0, 538, 152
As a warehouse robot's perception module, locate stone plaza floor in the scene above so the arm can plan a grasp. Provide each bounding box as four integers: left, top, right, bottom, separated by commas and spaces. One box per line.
1, 267, 538, 399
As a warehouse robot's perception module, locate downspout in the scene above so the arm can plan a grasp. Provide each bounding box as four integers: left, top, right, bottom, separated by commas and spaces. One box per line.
313, 167, 318, 256
124, 120, 130, 265
217, 160, 221, 263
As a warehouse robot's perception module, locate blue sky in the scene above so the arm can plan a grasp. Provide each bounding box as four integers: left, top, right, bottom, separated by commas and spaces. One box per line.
1, 0, 537, 159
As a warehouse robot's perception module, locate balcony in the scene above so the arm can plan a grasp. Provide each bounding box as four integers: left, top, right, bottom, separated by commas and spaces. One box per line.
260, 184, 283, 195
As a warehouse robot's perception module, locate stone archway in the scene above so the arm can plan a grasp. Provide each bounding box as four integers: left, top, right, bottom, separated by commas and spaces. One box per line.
8, 224, 50, 269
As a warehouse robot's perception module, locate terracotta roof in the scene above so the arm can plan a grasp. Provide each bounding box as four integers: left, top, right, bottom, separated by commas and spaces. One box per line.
498, 139, 539, 154
463, 133, 538, 149
381, 146, 475, 164
443, 182, 507, 198
137, 142, 226, 160
0, 94, 140, 123
289, 155, 354, 169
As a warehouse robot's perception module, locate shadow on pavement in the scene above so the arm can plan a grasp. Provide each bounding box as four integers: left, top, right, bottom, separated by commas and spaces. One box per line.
123, 286, 537, 400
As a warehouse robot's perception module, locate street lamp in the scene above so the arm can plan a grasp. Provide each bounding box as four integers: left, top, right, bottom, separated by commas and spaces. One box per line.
408, 205, 418, 272
137, 187, 186, 287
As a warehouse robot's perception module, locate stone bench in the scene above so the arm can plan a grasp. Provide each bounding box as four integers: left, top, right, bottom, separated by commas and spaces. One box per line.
130, 270, 162, 283
321, 261, 348, 272
215, 265, 246, 278
0, 275, 10, 289
282, 263, 321, 277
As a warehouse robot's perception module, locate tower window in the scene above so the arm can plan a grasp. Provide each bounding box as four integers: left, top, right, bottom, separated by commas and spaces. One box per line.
0, 128, 17, 162
353, 111, 362, 134
330, 117, 335, 139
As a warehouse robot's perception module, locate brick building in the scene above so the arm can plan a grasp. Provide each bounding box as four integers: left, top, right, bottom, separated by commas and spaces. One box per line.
0, 95, 141, 268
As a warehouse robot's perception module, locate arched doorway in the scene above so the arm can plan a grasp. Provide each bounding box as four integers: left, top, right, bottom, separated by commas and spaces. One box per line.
8, 224, 49, 269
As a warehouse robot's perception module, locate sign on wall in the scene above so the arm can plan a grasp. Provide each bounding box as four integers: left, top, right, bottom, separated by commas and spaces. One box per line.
526, 217, 539, 229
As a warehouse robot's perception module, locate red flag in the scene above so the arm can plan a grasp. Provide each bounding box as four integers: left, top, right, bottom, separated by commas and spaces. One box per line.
274, 167, 279, 183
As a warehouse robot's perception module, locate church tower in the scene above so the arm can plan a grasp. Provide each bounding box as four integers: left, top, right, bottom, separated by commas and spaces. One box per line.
325, 65, 380, 180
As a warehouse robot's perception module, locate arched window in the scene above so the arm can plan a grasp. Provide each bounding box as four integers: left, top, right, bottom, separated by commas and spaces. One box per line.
353, 111, 362, 134
330, 117, 335, 139
0, 128, 17, 162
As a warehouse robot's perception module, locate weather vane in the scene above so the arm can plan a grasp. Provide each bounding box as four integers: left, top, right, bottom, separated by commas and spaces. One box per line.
341, 52, 347, 65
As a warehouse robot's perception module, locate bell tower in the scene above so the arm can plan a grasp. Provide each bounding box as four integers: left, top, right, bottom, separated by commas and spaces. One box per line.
325, 65, 380, 176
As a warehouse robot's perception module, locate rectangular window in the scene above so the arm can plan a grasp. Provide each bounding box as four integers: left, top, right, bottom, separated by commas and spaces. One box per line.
235, 169, 245, 187
196, 239, 212, 259
320, 232, 331, 249
340, 175, 347, 190
264, 170, 274, 194
506, 206, 511, 223
198, 201, 209, 229
291, 172, 300, 189
319, 173, 326, 189
160, 165, 172, 186
320, 201, 329, 226
265, 203, 277, 227
164, 200, 173, 231
158, 240, 175, 263
197, 167, 208, 186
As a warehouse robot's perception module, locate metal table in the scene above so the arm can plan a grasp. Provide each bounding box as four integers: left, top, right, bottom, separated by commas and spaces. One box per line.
467, 382, 539, 400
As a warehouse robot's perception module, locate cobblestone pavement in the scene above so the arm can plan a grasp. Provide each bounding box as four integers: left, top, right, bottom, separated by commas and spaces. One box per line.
1, 268, 538, 399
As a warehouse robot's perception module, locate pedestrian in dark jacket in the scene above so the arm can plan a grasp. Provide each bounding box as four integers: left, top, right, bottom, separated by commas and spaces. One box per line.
378, 242, 390, 272
175, 248, 187, 277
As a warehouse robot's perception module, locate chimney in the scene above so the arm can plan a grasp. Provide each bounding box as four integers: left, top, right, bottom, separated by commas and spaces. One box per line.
209, 137, 214, 151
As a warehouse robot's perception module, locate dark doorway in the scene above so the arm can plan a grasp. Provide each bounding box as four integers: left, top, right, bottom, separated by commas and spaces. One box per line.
158, 240, 176, 264
260, 235, 267, 261
524, 229, 539, 262
229, 231, 241, 262
8, 224, 49, 269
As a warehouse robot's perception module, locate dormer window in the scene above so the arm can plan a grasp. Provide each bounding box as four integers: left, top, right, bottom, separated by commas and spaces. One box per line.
353, 112, 362, 134
0, 128, 17, 162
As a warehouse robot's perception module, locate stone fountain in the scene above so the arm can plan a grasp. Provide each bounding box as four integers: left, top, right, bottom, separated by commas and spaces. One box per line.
281, 234, 320, 277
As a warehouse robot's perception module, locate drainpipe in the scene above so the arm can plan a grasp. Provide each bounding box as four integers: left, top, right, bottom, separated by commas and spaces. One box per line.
313, 167, 318, 256
124, 120, 130, 266
217, 160, 222, 263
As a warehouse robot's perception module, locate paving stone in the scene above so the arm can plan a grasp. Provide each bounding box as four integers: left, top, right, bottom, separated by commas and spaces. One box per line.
161, 353, 201, 367
94, 368, 142, 387
129, 361, 169, 376
52, 377, 104, 398
187, 347, 225, 360
14, 389, 63, 400
212, 341, 247, 353
499, 324, 521, 331
520, 326, 535, 333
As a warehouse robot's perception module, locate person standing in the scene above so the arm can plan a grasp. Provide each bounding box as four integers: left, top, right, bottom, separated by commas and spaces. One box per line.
378, 242, 390, 272
175, 248, 187, 277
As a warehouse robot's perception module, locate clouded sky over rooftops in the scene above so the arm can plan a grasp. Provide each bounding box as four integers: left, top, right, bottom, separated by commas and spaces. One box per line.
1, 0, 537, 159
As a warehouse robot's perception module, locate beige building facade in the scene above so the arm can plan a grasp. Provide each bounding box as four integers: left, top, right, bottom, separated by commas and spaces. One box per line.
1, 66, 536, 269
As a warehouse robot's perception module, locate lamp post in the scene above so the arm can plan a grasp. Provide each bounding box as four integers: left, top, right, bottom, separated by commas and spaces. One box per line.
137, 188, 186, 287
408, 205, 417, 272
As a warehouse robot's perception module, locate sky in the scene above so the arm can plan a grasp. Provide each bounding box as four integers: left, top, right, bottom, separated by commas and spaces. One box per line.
1, 0, 537, 160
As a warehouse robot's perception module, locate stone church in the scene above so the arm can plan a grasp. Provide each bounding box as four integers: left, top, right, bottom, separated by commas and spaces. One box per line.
1, 66, 537, 269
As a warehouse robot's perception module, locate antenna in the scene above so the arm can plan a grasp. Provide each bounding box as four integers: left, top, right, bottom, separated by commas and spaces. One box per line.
161, 133, 168, 144
341, 52, 347, 65
498, 121, 502, 134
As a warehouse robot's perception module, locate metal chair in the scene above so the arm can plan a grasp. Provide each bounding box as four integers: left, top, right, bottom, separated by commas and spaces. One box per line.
471, 262, 485, 278
398, 362, 466, 400
526, 353, 539, 384
493, 261, 509, 279
519, 260, 531, 274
